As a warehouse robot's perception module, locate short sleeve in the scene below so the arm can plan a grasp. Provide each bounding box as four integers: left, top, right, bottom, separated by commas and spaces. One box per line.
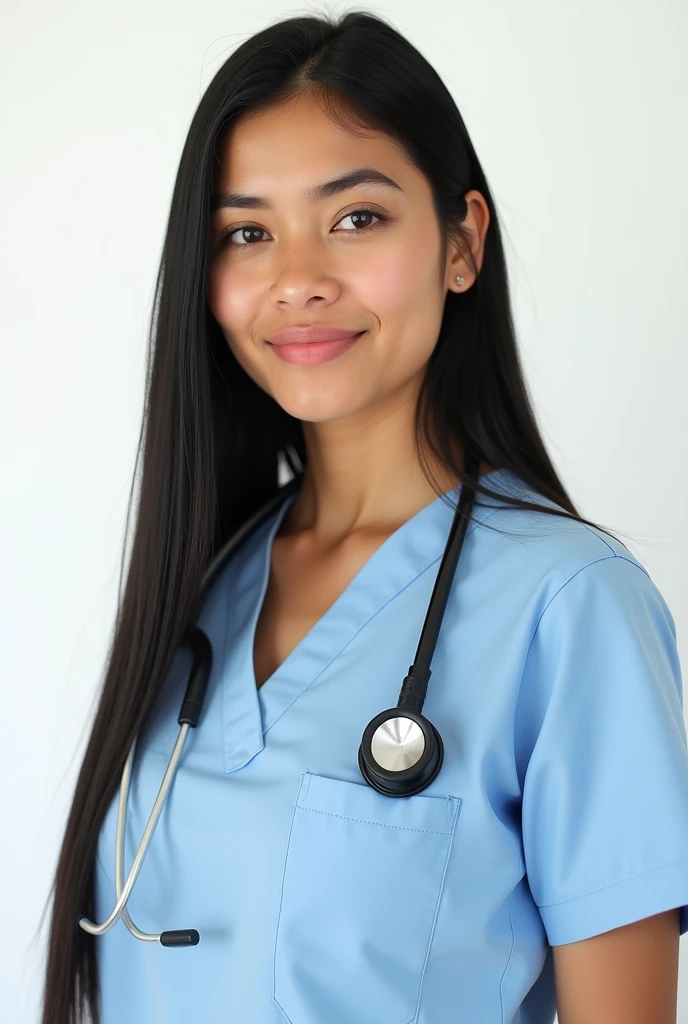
519, 553, 688, 946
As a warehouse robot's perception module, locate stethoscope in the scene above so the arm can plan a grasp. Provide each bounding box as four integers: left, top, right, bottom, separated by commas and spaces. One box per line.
79, 453, 481, 948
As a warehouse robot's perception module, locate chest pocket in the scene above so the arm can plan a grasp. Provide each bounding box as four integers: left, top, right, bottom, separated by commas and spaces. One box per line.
272, 770, 461, 1024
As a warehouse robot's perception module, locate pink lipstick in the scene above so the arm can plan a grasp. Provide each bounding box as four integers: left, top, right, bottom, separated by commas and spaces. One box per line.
266, 326, 367, 366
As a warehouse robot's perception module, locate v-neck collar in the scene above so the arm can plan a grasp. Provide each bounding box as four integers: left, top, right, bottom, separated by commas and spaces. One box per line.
216, 468, 515, 773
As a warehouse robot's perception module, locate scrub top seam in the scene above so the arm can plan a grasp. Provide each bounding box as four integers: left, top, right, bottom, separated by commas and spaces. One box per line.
511, 553, 646, 777
518, 552, 647, 679
261, 506, 506, 738
535, 854, 688, 909
499, 878, 519, 1024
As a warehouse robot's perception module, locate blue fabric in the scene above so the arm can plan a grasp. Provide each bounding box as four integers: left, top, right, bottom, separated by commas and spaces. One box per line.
93, 468, 688, 1023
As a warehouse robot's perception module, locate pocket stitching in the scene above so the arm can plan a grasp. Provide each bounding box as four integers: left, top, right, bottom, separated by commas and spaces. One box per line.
298, 804, 453, 835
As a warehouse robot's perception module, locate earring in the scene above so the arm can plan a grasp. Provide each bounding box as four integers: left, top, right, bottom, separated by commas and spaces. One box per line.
455, 276, 465, 287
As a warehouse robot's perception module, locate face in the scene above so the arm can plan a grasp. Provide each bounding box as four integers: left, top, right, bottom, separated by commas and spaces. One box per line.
207, 91, 485, 427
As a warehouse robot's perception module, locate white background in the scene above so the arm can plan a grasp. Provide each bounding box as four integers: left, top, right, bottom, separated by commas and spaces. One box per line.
2, 1, 687, 1020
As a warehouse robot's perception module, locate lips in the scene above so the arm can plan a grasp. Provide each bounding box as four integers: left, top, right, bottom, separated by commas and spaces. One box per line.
267, 325, 365, 346
267, 330, 366, 366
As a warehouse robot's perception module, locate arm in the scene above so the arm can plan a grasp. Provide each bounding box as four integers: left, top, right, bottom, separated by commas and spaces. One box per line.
552, 908, 681, 1024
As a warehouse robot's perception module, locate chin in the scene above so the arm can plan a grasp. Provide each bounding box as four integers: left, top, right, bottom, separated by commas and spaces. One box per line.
268, 383, 369, 425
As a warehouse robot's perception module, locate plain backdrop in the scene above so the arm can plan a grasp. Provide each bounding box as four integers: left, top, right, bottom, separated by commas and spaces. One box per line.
2, 1, 687, 1020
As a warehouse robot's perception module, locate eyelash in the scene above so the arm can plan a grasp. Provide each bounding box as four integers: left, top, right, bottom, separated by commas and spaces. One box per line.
216, 207, 389, 250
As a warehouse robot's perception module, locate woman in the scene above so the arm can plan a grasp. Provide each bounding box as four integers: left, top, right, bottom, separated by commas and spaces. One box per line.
41, 9, 688, 1023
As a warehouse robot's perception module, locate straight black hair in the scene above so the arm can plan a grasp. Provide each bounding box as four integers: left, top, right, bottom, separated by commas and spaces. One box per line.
40, 8, 625, 1022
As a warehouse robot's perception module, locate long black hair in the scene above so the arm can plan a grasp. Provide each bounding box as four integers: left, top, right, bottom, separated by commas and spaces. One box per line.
40, 8, 625, 1022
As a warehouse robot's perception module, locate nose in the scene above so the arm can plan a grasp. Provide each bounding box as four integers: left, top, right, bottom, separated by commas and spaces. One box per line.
270, 251, 342, 310
268, 231, 344, 307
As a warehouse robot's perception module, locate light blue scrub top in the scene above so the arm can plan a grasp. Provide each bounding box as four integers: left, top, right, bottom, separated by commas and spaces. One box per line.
94, 468, 688, 1024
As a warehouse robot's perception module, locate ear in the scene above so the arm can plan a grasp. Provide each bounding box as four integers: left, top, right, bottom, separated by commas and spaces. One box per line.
444, 189, 491, 292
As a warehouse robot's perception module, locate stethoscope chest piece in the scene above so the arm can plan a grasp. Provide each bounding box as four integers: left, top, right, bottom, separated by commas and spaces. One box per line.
358, 706, 444, 797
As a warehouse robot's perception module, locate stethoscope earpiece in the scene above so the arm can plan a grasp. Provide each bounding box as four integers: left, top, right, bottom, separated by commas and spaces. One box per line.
358, 706, 444, 796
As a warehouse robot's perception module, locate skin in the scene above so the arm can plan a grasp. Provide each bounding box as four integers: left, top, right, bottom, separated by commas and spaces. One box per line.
551, 910, 680, 1023
207, 89, 492, 545
207, 91, 681, 1019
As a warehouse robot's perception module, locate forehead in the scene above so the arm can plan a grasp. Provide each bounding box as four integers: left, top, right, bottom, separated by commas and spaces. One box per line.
212, 93, 415, 196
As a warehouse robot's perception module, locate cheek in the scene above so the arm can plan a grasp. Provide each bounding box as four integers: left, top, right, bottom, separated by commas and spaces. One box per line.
207, 264, 269, 383
356, 232, 439, 317
207, 262, 257, 330
355, 239, 443, 373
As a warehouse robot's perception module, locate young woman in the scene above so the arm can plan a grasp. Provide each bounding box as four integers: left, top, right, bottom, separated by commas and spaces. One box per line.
41, 9, 688, 1024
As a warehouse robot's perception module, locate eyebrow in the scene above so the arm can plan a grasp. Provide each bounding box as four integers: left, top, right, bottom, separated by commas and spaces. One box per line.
210, 166, 404, 213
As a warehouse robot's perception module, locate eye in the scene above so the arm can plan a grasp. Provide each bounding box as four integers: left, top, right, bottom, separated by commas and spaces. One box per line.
216, 207, 389, 250
218, 225, 269, 248
331, 208, 387, 234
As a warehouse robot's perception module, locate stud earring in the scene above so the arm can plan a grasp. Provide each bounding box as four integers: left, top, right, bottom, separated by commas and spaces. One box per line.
455, 276, 465, 287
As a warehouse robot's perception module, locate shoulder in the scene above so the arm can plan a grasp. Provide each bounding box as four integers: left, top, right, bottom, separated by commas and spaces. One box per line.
470, 468, 661, 617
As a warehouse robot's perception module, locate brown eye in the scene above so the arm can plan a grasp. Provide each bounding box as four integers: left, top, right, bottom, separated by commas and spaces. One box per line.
333, 209, 386, 232
217, 225, 269, 248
